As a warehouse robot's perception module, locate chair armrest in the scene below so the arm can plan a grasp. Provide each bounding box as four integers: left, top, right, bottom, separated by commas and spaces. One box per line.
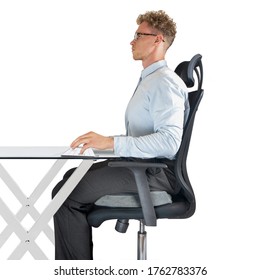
108, 161, 167, 226
108, 161, 167, 169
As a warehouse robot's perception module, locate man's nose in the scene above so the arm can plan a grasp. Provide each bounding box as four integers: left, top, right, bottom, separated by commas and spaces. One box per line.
130, 38, 136, 45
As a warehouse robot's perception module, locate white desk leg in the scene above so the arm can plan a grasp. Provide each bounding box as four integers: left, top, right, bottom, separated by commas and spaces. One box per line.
5, 159, 94, 260
0, 160, 67, 249
0, 197, 48, 259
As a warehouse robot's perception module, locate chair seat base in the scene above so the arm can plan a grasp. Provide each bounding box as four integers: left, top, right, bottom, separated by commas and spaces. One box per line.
88, 197, 193, 228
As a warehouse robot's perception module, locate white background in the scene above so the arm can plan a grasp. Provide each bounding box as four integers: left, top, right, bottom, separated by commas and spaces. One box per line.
0, 0, 259, 279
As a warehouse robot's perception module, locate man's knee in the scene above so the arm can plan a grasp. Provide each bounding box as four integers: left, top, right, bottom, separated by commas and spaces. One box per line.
52, 181, 64, 199
52, 168, 76, 199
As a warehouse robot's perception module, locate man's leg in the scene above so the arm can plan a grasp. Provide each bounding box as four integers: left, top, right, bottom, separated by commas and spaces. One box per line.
52, 198, 93, 259
52, 160, 139, 260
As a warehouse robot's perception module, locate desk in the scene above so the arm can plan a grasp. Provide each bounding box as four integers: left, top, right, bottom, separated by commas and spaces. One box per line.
0, 146, 115, 259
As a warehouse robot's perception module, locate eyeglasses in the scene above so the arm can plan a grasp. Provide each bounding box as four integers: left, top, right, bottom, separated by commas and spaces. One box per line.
133, 32, 165, 42
134, 32, 157, 40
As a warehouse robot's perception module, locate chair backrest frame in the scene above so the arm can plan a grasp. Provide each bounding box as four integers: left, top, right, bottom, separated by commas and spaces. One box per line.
174, 54, 204, 217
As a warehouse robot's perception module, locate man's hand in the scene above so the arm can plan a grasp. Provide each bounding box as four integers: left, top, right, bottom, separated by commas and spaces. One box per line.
70, 131, 114, 154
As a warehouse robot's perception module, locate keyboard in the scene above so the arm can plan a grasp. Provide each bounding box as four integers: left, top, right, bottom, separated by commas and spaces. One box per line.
62, 147, 95, 157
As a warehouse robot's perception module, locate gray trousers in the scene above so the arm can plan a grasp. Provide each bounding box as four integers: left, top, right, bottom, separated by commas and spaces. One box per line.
52, 159, 174, 260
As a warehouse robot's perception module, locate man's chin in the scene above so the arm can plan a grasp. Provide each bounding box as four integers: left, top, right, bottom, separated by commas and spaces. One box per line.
132, 54, 141, 61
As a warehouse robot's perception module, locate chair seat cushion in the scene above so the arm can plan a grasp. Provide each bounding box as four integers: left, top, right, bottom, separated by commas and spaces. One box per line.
94, 191, 172, 207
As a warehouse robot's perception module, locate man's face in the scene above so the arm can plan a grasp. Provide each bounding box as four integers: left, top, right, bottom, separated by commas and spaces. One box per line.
130, 21, 158, 61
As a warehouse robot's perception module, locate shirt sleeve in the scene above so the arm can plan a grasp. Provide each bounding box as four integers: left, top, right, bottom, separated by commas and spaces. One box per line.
113, 77, 188, 159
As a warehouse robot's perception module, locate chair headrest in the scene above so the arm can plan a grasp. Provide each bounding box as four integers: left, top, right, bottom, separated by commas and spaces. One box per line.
175, 54, 203, 89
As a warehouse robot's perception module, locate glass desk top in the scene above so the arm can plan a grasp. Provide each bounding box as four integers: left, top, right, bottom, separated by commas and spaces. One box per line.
0, 146, 116, 159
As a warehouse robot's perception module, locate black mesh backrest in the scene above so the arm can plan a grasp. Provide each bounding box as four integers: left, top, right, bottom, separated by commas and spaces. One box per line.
174, 54, 204, 216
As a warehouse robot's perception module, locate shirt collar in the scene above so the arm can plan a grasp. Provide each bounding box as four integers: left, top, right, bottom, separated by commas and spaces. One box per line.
141, 60, 167, 80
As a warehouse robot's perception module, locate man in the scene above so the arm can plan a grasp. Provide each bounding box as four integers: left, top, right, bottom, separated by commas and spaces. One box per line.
52, 10, 189, 260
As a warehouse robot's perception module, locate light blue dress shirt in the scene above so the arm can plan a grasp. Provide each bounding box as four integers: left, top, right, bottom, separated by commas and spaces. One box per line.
114, 60, 189, 159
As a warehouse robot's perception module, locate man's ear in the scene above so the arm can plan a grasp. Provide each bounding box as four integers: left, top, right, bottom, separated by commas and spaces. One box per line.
154, 35, 164, 44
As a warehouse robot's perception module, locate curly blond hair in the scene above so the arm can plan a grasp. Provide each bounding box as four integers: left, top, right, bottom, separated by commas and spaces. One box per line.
136, 10, 177, 47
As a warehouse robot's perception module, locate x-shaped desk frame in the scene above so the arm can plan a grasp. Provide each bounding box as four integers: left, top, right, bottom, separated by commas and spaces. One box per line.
0, 157, 94, 259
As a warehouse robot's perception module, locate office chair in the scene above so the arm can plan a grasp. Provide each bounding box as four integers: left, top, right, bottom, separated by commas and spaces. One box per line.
87, 54, 204, 260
